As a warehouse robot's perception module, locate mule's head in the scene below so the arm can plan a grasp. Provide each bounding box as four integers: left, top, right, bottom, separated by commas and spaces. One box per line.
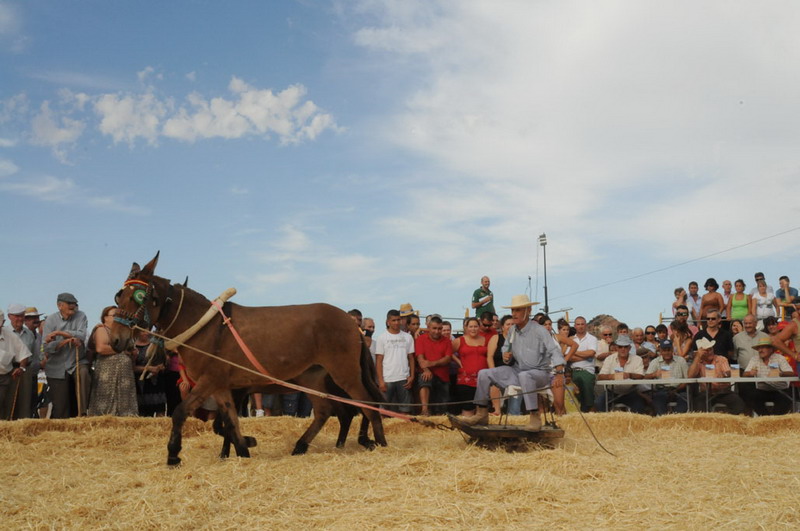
109, 252, 168, 352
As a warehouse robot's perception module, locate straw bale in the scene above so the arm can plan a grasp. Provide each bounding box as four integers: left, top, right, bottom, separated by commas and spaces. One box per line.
2, 413, 800, 529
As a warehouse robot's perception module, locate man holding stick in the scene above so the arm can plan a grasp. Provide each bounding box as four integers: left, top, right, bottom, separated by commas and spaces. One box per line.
42, 293, 88, 418
0, 309, 32, 419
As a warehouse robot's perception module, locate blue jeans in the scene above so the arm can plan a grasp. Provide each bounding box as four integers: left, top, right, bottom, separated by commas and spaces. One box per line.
384, 380, 412, 413
652, 388, 688, 415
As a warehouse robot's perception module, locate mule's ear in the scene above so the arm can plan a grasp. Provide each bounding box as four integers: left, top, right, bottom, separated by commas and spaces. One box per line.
127, 262, 141, 280
183, 276, 189, 287
142, 251, 160, 276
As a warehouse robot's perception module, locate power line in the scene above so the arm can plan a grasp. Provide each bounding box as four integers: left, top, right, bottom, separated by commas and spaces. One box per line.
550, 225, 800, 302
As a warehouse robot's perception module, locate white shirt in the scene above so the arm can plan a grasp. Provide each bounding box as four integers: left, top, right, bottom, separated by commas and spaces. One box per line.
374, 330, 415, 383
0, 327, 32, 374
600, 353, 644, 394
571, 333, 598, 371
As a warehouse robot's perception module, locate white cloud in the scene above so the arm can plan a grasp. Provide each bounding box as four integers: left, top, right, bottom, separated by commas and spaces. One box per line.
163, 78, 340, 144
0, 157, 18, 177
230, 186, 249, 195
0, 137, 16, 147
94, 91, 168, 145
186, 71, 196, 82
0, 93, 29, 123
30, 101, 85, 162
0, 173, 149, 214
350, 0, 800, 274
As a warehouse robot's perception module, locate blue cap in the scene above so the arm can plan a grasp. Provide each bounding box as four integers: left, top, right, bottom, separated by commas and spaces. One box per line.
658, 339, 673, 351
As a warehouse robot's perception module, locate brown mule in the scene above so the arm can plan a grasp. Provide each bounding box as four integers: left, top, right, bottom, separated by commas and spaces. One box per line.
109, 252, 387, 466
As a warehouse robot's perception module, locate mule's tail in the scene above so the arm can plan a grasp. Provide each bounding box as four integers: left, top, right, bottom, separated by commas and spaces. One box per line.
359, 336, 384, 404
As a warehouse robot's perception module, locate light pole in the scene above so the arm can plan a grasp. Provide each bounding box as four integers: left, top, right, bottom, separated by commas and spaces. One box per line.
539, 233, 549, 314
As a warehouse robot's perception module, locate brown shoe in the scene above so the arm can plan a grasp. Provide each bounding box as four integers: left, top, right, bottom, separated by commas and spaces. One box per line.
524, 415, 542, 431
459, 407, 489, 426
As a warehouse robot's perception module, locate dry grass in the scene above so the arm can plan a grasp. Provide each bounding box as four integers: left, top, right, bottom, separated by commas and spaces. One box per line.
2, 413, 799, 530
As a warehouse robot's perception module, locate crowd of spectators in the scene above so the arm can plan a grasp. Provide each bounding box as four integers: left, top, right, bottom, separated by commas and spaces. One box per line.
2, 272, 799, 422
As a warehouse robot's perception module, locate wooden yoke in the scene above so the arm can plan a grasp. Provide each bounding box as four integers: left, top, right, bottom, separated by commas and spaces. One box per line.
164, 287, 237, 350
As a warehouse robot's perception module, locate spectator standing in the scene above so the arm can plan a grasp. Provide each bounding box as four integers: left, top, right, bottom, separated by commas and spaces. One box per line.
0, 309, 32, 419
568, 316, 597, 413
87, 306, 138, 416
699, 278, 725, 326
41, 293, 88, 418
552, 318, 576, 415
670, 305, 696, 359
750, 279, 777, 324
471, 276, 495, 318
750, 272, 774, 296
672, 287, 688, 317
24, 308, 45, 417
374, 309, 415, 413
687, 281, 702, 325
479, 312, 498, 341
133, 331, 166, 416
720, 280, 733, 325
405, 314, 421, 340
595, 325, 614, 369
5, 304, 35, 418
726, 279, 751, 324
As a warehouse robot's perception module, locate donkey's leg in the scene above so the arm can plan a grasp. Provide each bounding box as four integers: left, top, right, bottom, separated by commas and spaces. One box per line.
334, 404, 354, 449
213, 390, 251, 458
292, 395, 333, 455
213, 413, 233, 459
356, 414, 376, 450
326, 367, 387, 448
167, 385, 208, 467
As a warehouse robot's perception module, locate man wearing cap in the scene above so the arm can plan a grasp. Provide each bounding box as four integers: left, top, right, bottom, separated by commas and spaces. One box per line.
0, 309, 33, 419
597, 335, 645, 413
42, 293, 88, 418
5, 304, 36, 418
461, 294, 564, 431
688, 337, 745, 414
471, 276, 495, 319
644, 339, 689, 415
743, 337, 794, 415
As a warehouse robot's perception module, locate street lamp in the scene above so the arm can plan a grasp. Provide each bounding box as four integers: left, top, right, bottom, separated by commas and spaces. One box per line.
539, 233, 549, 314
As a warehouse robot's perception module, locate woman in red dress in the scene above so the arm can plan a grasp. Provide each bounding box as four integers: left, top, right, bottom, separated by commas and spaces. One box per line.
452, 317, 498, 417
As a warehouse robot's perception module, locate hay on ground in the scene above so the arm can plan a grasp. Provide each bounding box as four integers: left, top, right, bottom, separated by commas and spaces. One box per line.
2, 413, 799, 529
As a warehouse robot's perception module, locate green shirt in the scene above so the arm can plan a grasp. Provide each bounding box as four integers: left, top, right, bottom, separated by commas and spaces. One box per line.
472, 287, 495, 317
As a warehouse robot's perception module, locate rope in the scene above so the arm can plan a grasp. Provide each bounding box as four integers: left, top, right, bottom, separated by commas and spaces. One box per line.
564, 385, 616, 457
8, 374, 22, 420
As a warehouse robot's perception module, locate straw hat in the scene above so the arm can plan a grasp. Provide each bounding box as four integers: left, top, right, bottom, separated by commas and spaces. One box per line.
399, 303, 418, 317
501, 294, 539, 309
753, 337, 774, 350
695, 337, 716, 350
25, 307, 43, 317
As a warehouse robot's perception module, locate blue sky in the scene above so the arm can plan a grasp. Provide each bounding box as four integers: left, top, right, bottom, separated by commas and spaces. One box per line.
2, 1, 800, 330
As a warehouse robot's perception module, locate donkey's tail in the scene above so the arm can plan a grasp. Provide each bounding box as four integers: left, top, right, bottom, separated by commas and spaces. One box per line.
359, 336, 384, 403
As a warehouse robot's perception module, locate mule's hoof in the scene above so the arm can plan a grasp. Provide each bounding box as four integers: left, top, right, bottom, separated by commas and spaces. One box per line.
358, 436, 376, 450
291, 441, 309, 455
167, 456, 181, 467
244, 436, 257, 448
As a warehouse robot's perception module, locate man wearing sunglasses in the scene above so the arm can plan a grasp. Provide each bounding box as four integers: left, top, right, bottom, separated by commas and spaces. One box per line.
692, 309, 734, 364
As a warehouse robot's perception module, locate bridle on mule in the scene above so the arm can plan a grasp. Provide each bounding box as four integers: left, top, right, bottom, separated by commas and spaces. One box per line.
114, 278, 183, 335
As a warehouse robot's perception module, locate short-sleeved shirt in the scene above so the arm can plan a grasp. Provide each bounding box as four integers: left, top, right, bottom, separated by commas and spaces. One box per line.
776, 287, 799, 319
599, 353, 644, 394
41, 310, 88, 379
0, 328, 32, 374
732, 330, 769, 369
745, 353, 793, 390
693, 329, 734, 362
695, 355, 732, 393
571, 333, 598, 371
646, 355, 689, 388
472, 287, 495, 318
414, 334, 452, 383
374, 330, 415, 383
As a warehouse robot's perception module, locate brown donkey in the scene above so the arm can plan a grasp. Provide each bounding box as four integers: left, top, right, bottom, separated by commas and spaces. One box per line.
109, 252, 386, 465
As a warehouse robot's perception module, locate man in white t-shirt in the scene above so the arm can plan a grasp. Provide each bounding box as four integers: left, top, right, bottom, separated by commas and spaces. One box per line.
567, 316, 597, 412
374, 309, 415, 413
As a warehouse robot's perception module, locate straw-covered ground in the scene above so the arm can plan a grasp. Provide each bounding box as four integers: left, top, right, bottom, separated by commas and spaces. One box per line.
2, 413, 799, 530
